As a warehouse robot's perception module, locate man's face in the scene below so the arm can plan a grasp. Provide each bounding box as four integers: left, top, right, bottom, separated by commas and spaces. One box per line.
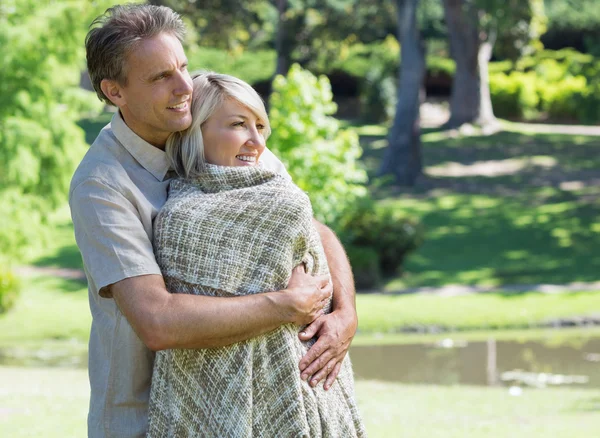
110, 32, 193, 148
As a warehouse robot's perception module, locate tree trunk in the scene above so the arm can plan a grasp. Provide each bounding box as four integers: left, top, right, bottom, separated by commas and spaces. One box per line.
477, 37, 497, 126
443, 0, 497, 128
379, 0, 425, 186
275, 0, 292, 77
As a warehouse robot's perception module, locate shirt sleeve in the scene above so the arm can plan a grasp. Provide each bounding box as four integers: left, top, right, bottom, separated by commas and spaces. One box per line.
70, 178, 162, 298
260, 147, 292, 181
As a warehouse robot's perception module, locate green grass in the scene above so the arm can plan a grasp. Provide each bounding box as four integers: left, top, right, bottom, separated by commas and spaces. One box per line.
353, 122, 600, 288
0, 276, 89, 347
352, 326, 600, 346
1, 366, 598, 438
356, 291, 600, 333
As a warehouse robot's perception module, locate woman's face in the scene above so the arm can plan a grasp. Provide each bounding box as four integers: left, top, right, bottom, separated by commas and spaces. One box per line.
201, 98, 267, 167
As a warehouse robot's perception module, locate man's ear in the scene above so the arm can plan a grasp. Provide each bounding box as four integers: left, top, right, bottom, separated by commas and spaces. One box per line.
100, 79, 126, 107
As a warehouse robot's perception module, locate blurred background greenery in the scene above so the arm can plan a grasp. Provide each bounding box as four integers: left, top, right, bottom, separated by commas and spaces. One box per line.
2, 0, 600, 436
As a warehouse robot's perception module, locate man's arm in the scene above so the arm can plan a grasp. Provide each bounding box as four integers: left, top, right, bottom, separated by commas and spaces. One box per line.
70, 178, 331, 351
111, 266, 331, 351
298, 220, 358, 390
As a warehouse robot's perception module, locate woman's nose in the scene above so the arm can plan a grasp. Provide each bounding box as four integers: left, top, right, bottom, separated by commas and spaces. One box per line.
247, 128, 265, 149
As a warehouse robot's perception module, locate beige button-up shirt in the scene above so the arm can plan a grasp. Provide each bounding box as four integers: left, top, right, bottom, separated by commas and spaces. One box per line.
69, 112, 288, 438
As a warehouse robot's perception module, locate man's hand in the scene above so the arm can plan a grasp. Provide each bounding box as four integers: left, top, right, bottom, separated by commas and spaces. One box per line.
276, 265, 332, 326
298, 307, 357, 390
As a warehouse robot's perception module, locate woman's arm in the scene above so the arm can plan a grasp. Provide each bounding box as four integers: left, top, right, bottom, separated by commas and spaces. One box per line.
297, 220, 358, 390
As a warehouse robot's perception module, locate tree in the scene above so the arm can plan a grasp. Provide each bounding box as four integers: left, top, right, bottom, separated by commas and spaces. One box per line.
274, 0, 396, 76
379, 0, 425, 186
442, 0, 546, 128
148, 0, 276, 52
0, 0, 117, 260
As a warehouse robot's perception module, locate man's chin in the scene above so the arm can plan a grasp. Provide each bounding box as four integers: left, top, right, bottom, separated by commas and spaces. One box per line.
168, 115, 193, 133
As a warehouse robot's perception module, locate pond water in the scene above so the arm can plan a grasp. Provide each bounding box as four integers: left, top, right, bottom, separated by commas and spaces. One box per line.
350, 337, 600, 388
2, 336, 600, 389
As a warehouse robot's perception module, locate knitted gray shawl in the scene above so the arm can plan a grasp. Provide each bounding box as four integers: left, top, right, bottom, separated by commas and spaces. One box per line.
147, 164, 366, 437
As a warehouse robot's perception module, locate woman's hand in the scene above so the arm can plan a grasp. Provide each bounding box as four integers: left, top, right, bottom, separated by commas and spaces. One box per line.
277, 265, 332, 326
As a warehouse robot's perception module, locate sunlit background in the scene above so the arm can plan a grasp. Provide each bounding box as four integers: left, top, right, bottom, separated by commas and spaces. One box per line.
1, 0, 600, 436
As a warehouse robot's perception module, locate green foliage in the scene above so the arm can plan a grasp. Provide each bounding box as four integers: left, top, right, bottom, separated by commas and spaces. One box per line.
186, 46, 276, 85
360, 66, 397, 124
489, 71, 541, 120
0, 269, 20, 314
345, 245, 381, 290
268, 64, 367, 226
339, 199, 424, 288
474, 0, 547, 60
543, 0, 600, 55
325, 36, 400, 79
489, 49, 600, 123
0, 0, 113, 259
149, 0, 276, 51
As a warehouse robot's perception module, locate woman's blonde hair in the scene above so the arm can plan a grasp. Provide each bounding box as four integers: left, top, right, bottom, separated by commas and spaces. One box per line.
166, 71, 271, 179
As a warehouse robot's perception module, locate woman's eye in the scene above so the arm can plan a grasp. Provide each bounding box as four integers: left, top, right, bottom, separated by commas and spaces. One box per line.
256, 124, 265, 130
233, 121, 244, 127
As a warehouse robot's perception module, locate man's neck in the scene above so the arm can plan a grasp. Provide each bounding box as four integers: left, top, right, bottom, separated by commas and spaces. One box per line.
118, 110, 168, 150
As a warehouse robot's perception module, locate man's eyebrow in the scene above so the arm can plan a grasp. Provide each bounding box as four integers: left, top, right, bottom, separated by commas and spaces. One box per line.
147, 68, 172, 81
148, 61, 188, 81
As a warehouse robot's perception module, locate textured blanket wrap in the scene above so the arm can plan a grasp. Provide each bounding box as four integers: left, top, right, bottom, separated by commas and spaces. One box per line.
147, 164, 366, 438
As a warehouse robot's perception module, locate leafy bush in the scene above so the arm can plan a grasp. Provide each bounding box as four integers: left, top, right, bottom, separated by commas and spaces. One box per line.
344, 245, 381, 290
328, 36, 400, 80
489, 51, 598, 123
541, 75, 588, 120
360, 66, 397, 123
574, 80, 600, 124
489, 72, 540, 120
268, 64, 367, 226
0, 269, 20, 314
339, 200, 424, 288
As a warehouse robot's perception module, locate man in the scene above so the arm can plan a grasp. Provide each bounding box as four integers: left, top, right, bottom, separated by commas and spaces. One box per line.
70, 4, 358, 437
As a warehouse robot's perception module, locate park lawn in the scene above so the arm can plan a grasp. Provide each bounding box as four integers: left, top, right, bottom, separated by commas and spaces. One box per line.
1, 275, 600, 355
0, 276, 89, 352
1, 365, 599, 438
353, 121, 600, 289
356, 291, 600, 333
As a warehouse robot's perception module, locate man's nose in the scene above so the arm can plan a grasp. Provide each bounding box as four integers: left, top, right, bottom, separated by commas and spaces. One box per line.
174, 71, 193, 96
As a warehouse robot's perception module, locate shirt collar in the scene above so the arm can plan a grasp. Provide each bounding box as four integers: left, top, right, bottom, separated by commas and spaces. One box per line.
111, 111, 171, 181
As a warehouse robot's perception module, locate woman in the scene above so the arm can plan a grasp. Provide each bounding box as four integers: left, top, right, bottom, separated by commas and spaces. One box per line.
147, 72, 366, 437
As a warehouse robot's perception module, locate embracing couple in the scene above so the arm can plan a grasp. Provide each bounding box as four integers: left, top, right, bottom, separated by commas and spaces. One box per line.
70, 4, 366, 437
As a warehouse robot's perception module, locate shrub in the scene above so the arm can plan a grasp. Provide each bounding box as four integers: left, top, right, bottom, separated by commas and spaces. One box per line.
268, 64, 367, 226
574, 81, 600, 124
541, 75, 588, 120
339, 199, 424, 283
344, 245, 381, 290
490, 65, 593, 123
329, 36, 400, 80
360, 66, 397, 123
489, 72, 540, 120
0, 269, 20, 314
